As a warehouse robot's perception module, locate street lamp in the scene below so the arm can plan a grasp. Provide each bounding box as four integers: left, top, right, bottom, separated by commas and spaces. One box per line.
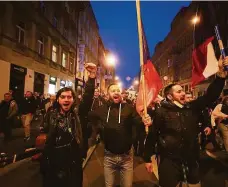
134, 80, 139, 85
106, 54, 117, 67
163, 76, 168, 85
118, 82, 122, 88
115, 76, 119, 81
163, 76, 168, 81
191, 16, 200, 25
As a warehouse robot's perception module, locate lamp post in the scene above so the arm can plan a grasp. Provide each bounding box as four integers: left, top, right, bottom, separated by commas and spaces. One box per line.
163, 76, 168, 86
104, 53, 117, 88
115, 76, 119, 81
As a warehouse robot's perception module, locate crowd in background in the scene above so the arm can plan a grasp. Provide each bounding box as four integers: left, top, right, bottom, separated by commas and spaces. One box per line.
0, 86, 228, 155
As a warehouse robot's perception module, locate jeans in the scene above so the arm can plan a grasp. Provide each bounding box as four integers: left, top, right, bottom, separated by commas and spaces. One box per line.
218, 123, 228, 151
104, 148, 133, 187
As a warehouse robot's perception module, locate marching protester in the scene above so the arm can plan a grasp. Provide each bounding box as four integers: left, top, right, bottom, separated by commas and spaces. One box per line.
184, 92, 219, 150
88, 88, 106, 146
121, 89, 132, 105
20, 91, 37, 141
144, 56, 228, 187
39, 63, 97, 187
211, 96, 228, 151
0, 93, 18, 142
45, 94, 56, 112
88, 83, 152, 187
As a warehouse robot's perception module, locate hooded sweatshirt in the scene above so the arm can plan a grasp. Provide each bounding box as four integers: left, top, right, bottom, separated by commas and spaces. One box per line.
88, 101, 142, 154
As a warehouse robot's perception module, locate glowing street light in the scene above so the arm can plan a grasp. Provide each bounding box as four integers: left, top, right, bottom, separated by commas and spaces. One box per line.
115, 76, 119, 81
118, 82, 122, 88
126, 76, 131, 82
106, 54, 117, 66
134, 80, 139, 85
191, 16, 200, 25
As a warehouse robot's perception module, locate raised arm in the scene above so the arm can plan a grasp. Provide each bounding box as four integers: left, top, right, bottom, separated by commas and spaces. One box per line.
191, 57, 228, 110
78, 63, 97, 117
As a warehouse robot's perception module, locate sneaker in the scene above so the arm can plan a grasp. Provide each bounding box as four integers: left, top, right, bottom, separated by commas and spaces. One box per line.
24, 137, 30, 142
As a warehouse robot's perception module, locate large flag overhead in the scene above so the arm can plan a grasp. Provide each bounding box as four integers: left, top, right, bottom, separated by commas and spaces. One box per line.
192, 2, 219, 87
136, 19, 163, 114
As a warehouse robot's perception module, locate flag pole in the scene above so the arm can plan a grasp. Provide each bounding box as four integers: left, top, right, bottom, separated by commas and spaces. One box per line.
136, 0, 148, 134
208, 2, 228, 70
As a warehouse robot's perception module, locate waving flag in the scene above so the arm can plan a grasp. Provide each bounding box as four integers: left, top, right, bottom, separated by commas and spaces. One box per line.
192, 2, 219, 86
136, 18, 163, 114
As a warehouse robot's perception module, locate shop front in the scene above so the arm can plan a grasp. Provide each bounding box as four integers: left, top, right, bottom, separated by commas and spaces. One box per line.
60, 80, 66, 89
10, 64, 27, 102
48, 76, 57, 94
60, 80, 73, 89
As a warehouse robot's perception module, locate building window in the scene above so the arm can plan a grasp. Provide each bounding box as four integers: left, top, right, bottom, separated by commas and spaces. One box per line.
63, 28, 68, 39
16, 22, 25, 44
168, 59, 172, 68
69, 55, 74, 73
37, 36, 44, 55
65, 2, 70, 13
53, 16, 58, 28
52, 45, 57, 63
40, 1, 46, 13
62, 52, 67, 68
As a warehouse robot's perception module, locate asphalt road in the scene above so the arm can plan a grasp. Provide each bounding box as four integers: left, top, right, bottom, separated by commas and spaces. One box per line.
1, 116, 228, 187
0, 143, 159, 187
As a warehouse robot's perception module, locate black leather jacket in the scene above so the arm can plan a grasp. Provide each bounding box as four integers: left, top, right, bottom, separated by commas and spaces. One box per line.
144, 76, 225, 162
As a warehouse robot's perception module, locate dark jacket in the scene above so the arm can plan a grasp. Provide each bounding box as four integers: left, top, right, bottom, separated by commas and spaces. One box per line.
20, 96, 37, 115
88, 101, 142, 154
42, 78, 95, 152
90, 96, 106, 111
144, 76, 225, 162
40, 78, 95, 187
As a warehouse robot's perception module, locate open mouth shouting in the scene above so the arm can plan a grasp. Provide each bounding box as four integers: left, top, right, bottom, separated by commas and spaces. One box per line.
61, 103, 71, 111
113, 95, 120, 103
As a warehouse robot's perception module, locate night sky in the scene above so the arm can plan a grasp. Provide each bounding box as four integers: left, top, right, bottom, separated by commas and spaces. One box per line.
91, 1, 190, 88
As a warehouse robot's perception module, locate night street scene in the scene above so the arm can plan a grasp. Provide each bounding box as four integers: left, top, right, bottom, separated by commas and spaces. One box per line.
0, 1, 228, 187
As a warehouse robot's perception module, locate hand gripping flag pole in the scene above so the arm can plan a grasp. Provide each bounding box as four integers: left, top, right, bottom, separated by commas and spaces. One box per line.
208, 2, 228, 71
136, 0, 148, 134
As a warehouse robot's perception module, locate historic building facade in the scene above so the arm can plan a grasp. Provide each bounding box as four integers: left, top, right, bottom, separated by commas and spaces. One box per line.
152, 2, 228, 97
0, 1, 86, 100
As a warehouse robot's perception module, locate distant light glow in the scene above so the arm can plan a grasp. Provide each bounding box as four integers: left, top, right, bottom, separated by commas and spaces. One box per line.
106, 54, 117, 66
192, 16, 199, 25
134, 80, 139, 85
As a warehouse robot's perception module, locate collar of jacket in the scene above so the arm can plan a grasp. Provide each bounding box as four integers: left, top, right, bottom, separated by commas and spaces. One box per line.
107, 100, 123, 107
161, 100, 188, 109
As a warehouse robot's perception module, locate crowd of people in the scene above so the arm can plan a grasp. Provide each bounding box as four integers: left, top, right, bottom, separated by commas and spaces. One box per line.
1, 58, 228, 187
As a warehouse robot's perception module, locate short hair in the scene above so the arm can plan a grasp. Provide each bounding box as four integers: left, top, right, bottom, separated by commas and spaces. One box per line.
107, 83, 118, 92
163, 83, 177, 98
